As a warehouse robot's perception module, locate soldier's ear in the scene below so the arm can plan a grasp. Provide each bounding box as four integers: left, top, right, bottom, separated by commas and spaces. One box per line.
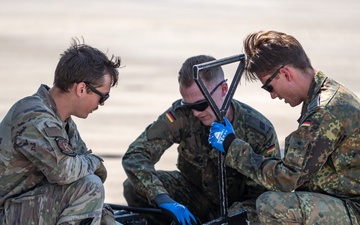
281, 67, 292, 82
221, 82, 228, 96
75, 82, 86, 97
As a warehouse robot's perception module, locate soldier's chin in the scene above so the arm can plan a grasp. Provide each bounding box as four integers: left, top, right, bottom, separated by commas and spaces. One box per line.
201, 119, 212, 127
77, 114, 89, 119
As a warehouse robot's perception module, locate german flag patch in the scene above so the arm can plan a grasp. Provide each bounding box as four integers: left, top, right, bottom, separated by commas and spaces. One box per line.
165, 111, 176, 123
301, 120, 311, 128
266, 144, 276, 153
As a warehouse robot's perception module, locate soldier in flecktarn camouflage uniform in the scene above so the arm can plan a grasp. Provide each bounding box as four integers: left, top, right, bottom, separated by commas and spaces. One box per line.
0, 38, 122, 225
122, 55, 281, 225
209, 30, 360, 225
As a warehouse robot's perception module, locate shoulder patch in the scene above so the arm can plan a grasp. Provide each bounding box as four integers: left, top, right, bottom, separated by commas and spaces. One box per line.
300, 119, 311, 128
266, 144, 276, 153
56, 137, 76, 156
165, 111, 176, 123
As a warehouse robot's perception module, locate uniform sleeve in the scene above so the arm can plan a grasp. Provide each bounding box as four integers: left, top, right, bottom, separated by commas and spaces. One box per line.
12, 109, 101, 185
241, 110, 281, 196
239, 103, 281, 159
122, 111, 179, 203
226, 108, 342, 192
246, 123, 280, 159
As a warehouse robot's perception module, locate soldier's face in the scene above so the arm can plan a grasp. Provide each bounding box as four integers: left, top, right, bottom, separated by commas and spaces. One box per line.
260, 69, 305, 107
180, 81, 226, 126
77, 74, 112, 119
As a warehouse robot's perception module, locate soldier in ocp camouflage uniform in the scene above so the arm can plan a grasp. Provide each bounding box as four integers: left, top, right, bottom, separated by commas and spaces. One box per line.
0, 38, 122, 225
208, 30, 360, 224
122, 55, 280, 225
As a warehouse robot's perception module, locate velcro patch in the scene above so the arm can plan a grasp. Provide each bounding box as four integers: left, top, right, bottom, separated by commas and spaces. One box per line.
44, 126, 63, 137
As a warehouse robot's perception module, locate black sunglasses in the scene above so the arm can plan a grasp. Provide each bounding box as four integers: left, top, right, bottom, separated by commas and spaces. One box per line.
85, 83, 110, 104
181, 79, 227, 111
261, 61, 288, 93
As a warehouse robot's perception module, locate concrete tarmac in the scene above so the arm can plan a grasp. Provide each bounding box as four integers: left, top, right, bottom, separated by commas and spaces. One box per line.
1, 0, 359, 205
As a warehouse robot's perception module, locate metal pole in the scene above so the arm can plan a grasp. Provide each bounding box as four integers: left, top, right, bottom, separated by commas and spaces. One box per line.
193, 54, 245, 220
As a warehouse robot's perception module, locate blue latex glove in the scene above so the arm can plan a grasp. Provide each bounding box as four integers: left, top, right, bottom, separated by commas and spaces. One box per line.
155, 194, 196, 225
208, 117, 236, 153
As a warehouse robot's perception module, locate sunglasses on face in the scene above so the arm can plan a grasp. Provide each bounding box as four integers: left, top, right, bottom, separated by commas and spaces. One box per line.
85, 83, 110, 104
181, 79, 227, 112
261, 61, 288, 93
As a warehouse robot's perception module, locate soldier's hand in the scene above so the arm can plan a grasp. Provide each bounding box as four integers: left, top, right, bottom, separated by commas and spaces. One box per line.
95, 160, 107, 183
159, 202, 197, 225
155, 194, 197, 225
208, 117, 236, 153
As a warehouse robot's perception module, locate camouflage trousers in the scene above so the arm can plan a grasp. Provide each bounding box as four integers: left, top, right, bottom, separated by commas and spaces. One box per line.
0, 174, 105, 225
123, 170, 258, 225
256, 191, 359, 225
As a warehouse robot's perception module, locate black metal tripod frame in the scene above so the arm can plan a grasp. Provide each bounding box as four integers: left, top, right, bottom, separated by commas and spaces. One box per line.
193, 54, 245, 219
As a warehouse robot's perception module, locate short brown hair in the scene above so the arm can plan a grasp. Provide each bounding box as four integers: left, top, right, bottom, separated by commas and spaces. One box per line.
243, 30, 312, 81
178, 55, 224, 88
54, 37, 121, 92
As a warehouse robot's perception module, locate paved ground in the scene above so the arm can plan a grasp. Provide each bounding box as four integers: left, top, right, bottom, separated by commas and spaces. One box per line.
1, 0, 359, 205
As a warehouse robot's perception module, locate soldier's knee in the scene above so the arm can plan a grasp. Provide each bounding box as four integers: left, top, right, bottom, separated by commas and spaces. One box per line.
123, 179, 133, 199
256, 191, 280, 214
123, 179, 138, 204
123, 179, 132, 193
83, 174, 104, 187
85, 173, 103, 184
123, 179, 149, 207
78, 174, 105, 199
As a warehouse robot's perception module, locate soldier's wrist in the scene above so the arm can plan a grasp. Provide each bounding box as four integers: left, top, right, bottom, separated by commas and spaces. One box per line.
154, 194, 174, 205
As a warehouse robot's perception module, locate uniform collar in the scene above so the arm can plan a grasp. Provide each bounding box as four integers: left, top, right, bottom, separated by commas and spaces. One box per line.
299, 71, 327, 121
36, 84, 60, 118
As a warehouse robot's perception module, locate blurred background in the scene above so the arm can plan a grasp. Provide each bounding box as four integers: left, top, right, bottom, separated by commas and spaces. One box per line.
1, 0, 359, 204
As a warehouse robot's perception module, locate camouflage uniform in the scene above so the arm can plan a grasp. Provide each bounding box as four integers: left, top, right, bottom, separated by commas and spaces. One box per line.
225, 71, 360, 224
122, 99, 280, 224
0, 85, 105, 224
